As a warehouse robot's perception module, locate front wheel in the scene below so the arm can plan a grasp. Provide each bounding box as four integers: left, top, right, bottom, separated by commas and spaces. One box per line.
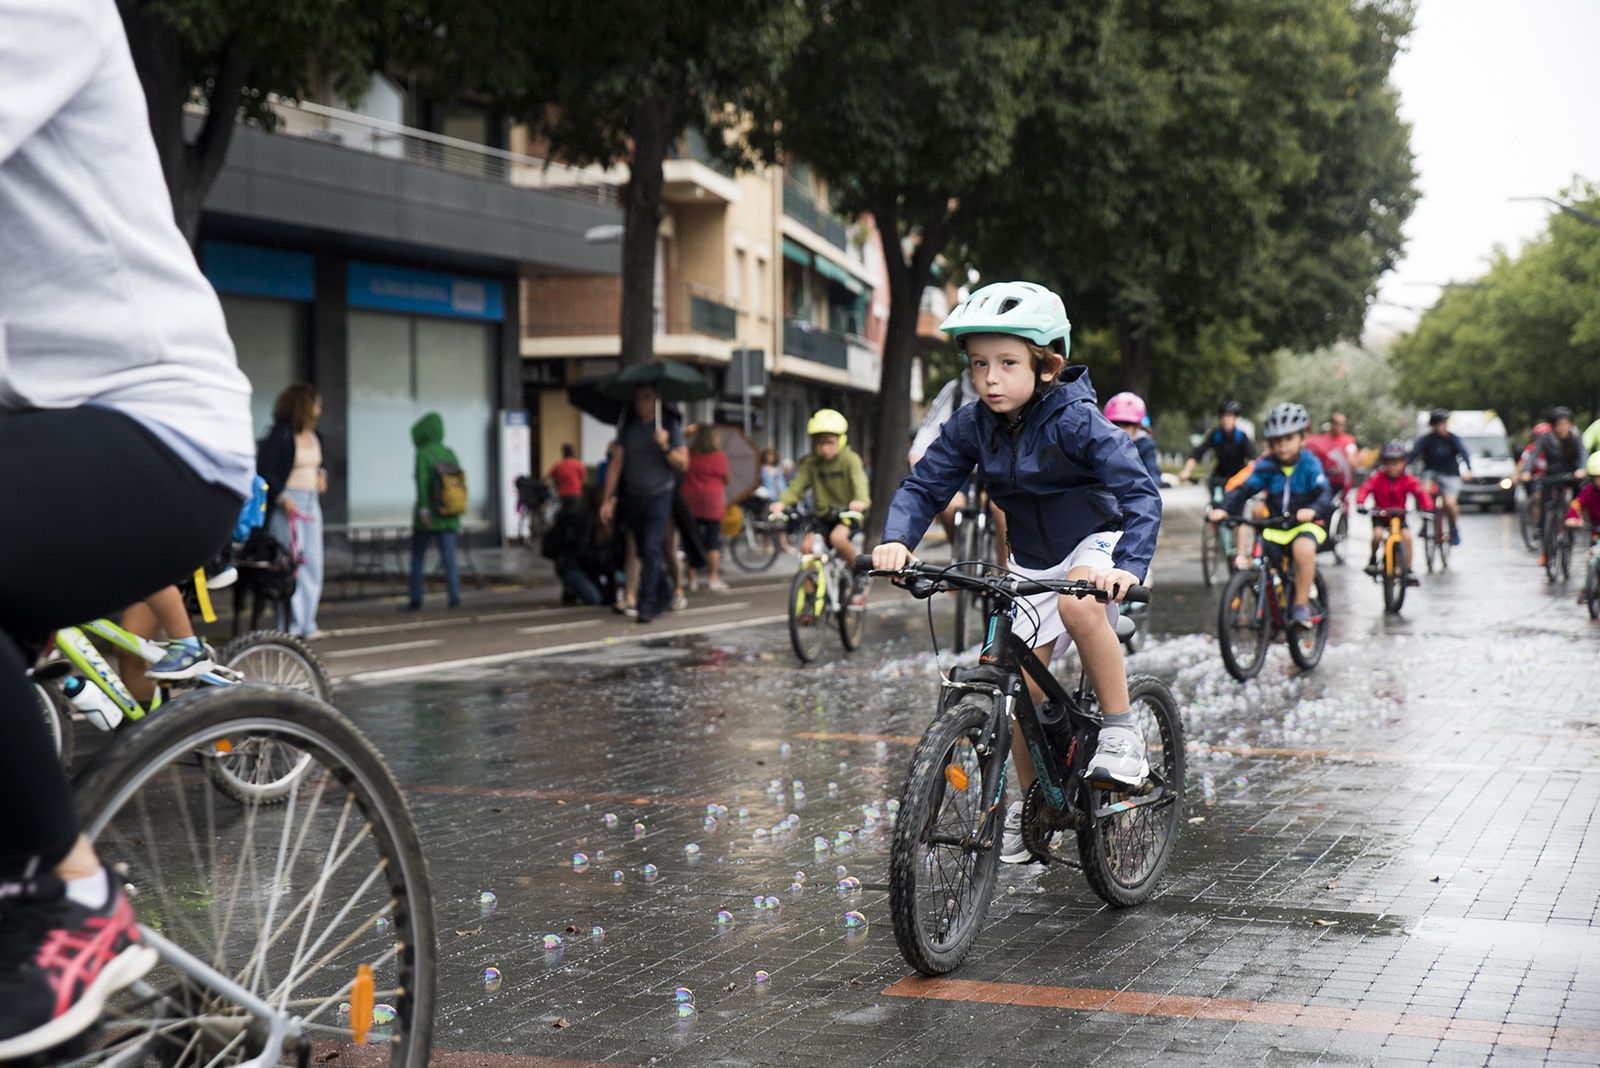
1288, 572, 1330, 671
36, 682, 75, 769
1519, 494, 1540, 551
75, 686, 436, 1068
1423, 519, 1438, 573
1200, 522, 1224, 588
1077, 675, 1185, 907
1217, 569, 1269, 682
837, 564, 866, 651
888, 697, 1006, 976
1586, 555, 1600, 620
208, 631, 331, 804
1381, 540, 1406, 614
1328, 505, 1348, 565
787, 563, 827, 663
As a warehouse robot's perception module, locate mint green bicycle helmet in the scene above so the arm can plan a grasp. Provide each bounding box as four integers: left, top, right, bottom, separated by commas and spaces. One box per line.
940, 281, 1072, 358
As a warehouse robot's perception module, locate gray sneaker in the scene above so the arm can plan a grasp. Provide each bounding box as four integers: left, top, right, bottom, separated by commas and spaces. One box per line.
1290, 604, 1313, 630
146, 640, 216, 681
999, 800, 1034, 864
1085, 724, 1149, 790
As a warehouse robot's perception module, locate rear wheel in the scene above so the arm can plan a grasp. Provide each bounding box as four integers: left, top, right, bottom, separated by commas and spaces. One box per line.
1586, 555, 1600, 620
837, 564, 866, 652
207, 631, 331, 805
1436, 513, 1451, 571
36, 681, 75, 769
1217, 569, 1269, 681
888, 697, 1004, 976
1077, 675, 1185, 907
1328, 505, 1348, 565
1543, 509, 1563, 583
1288, 572, 1330, 671
1200, 523, 1224, 588
1558, 527, 1573, 582
1423, 518, 1438, 573
75, 686, 436, 1067
1519, 491, 1540, 551
729, 520, 781, 572
951, 518, 978, 651
787, 564, 827, 663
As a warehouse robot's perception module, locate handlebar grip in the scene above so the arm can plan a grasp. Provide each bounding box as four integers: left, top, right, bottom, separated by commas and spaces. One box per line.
852, 557, 875, 575
1122, 585, 1151, 604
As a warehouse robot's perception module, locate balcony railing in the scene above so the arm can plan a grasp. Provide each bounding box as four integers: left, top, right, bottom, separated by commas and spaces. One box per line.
524, 279, 741, 340
783, 316, 849, 369
670, 127, 737, 178
783, 179, 849, 249
254, 97, 622, 207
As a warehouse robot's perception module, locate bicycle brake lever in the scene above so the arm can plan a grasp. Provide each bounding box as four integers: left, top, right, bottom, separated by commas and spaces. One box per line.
907, 576, 940, 600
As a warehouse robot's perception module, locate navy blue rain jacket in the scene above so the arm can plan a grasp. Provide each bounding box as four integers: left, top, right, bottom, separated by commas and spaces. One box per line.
1220, 452, 1335, 520
881, 366, 1162, 579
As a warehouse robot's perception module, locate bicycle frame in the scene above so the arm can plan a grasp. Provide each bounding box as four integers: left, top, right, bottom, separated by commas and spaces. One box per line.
51, 617, 240, 724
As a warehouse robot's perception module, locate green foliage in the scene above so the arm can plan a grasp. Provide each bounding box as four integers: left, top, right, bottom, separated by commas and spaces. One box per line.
1391, 183, 1600, 432
1266, 342, 1411, 445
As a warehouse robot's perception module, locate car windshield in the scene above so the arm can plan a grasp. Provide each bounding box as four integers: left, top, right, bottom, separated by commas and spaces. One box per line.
1460, 435, 1511, 460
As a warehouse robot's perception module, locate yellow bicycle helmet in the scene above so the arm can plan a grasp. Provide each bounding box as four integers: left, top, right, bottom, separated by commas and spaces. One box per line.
807, 408, 849, 446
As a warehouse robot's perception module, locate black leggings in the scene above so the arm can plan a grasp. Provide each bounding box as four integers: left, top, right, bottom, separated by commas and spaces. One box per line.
0, 407, 240, 877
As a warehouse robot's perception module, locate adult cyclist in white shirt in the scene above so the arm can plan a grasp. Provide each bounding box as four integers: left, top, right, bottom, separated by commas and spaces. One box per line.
0, 1, 254, 1056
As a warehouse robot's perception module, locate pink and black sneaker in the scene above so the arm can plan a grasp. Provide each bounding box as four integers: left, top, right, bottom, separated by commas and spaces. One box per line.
0, 869, 157, 1060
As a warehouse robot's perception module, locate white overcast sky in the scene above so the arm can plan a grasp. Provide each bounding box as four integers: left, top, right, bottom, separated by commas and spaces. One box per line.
1366, 0, 1600, 344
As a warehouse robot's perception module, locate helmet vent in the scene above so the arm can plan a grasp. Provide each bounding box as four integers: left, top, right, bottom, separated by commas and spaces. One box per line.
998, 298, 1020, 314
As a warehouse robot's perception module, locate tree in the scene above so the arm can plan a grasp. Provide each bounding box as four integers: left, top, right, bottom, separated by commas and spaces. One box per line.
1392, 183, 1600, 431
768, 0, 1057, 543
118, 0, 414, 248
1266, 342, 1411, 446
435, 1, 800, 367
965, 0, 1416, 415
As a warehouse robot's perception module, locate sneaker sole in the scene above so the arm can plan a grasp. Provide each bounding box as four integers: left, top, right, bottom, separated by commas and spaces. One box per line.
0, 943, 157, 1059
145, 661, 218, 682
1085, 762, 1151, 792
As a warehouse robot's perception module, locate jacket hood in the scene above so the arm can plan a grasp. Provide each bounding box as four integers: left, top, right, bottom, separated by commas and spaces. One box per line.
411, 412, 444, 447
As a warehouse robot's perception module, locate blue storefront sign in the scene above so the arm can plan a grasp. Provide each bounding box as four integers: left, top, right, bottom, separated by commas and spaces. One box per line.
347, 261, 505, 322
202, 241, 314, 301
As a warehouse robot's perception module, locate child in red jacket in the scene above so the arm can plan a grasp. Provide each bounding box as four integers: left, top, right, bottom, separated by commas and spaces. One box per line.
1356, 440, 1434, 585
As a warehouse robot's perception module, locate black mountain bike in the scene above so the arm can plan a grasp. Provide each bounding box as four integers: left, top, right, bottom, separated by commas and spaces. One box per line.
1216, 515, 1331, 681
859, 560, 1184, 976
1540, 474, 1584, 583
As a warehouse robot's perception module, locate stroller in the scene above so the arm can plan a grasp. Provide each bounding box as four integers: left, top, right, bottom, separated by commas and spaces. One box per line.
515, 476, 558, 544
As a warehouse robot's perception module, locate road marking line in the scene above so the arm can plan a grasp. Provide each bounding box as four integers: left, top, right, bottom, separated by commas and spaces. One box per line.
795, 731, 921, 745
517, 620, 602, 635
343, 613, 788, 683
880, 978, 1600, 1052
408, 784, 719, 807
320, 639, 443, 659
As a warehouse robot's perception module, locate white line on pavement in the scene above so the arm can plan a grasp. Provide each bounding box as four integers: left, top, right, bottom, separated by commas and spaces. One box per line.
343, 613, 788, 684
320, 638, 444, 659
516, 619, 603, 635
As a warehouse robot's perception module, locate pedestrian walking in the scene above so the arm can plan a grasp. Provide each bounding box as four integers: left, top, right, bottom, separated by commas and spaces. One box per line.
599, 385, 687, 623
257, 383, 326, 637
548, 443, 586, 504
403, 411, 466, 611
684, 424, 731, 592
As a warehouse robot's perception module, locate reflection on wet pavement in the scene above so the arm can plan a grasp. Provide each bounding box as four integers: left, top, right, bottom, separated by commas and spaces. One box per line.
337, 508, 1599, 1065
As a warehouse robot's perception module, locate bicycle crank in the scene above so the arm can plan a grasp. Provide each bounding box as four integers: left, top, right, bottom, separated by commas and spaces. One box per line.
1019, 781, 1079, 868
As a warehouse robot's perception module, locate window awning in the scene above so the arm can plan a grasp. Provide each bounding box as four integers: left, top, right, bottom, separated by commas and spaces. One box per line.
781, 237, 813, 267
813, 254, 865, 295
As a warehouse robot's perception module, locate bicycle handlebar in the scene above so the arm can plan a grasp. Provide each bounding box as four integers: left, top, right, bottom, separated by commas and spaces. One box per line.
1217, 514, 1321, 530
854, 558, 1150, 604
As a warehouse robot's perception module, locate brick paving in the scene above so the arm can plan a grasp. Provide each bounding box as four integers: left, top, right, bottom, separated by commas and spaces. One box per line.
331, 501, 1599, 1066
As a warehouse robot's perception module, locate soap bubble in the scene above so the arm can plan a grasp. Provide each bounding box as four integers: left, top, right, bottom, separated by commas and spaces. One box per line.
813, 836, 829, 852
827, 782, 840, 798
886, 799, 900, 814
839, 761, 849, 774
754, 970, 770, 983
753, 895, 767, 909
674, 986, 694, 1003
542, 934, 562, 951
737, 807, 749, 820
753, 827, 768, 840
793, 870, 807, 883
685, 842, 701, 856
834, 830, 854, 846
676, 1003, 697, 1019
842, 911, 868, 929
372, 1004, 397, 1026
791, 779, 804, 792
594, 849, 605, 862
716, 910, 734, 924
572, 852, 589, 870
642, 864, 659, 881
861, 804, 882, 820
788, 882, 805, 893
482, 967, 502, 992
787, 812, 801, 825
837, 877, 861, 892
477, 890, 496, 908
603, 813, 618, 828
375, 916, 390, 933
779, 742, 792, 758
337, 1002, 351, 1017
1233, 776, 1249, 789
835, 865, 848, 877
590, 925, 606, 942
632, 822, 647, 837
611, 870, 624, 884
762, 895, 781, 910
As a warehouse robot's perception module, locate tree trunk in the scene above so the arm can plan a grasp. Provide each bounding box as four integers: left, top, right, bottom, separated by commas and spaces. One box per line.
120, 1, 244, 252
620, 99, 675, 367
865, 206, 949, 548
1115, 318, 1153, 398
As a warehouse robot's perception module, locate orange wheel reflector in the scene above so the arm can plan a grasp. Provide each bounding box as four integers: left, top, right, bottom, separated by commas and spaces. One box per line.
944, 764, 969, 791
213, 738, 233, 755
350, 962, 375, 1043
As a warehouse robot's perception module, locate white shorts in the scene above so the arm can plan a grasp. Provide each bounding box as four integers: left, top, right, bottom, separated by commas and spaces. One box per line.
1006, 530, 1123, 648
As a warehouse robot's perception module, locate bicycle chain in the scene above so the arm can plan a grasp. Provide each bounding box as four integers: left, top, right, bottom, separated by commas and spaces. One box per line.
1020, 780, 1079, 869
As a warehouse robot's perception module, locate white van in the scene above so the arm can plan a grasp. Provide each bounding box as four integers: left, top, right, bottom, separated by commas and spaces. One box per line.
1412, 410, 1517, 511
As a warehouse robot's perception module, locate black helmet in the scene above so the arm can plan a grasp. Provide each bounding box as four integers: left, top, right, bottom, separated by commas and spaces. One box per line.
1219, 399, 1242, 416
1429, 408, 1450, 426
1380, 440, 1408, 462
1551, 405, 1574, 423
1262, 402, 1310, 439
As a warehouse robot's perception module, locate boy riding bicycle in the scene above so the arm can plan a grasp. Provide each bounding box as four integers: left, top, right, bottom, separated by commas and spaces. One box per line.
1208, 402, 1334, 630
771, 409, 871, 601
1355, 440, 1433, 587
870, 281, 1161, 862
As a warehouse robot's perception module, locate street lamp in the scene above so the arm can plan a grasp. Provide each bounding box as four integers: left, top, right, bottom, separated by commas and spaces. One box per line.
1509, 196, 1600, 228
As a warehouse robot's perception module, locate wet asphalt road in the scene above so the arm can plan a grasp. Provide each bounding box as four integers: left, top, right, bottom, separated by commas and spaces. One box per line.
328, 488, 1600, 1066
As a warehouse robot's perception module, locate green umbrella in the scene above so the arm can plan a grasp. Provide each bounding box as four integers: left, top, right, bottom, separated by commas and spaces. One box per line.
598, 361, 715, 404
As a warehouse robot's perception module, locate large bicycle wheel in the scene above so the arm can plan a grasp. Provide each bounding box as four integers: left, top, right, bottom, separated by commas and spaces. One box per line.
208, 631, 331, 805
787, 564, 827, 663
1217, 569, 1269, 681
74, 686, 436, 1067
888, 697, 1005, 976
729, 520, 781, 572
1381, 539, 1405, 614
1558, 528, 1573, 582
1519, 492, 1540, 551
1077, 675, 1184, 907
36, 681, 75, 768
1200, 523, 1224, 588
1436, 513, 1451, 571
837, 565, 867, 652
951, 519, 977, 652
1422, 518, 1438, 573
1328, 505, 1348, 565
1586, 555, 1600, 620
1288, 572, 1330, 671
1543, 509, 1563, 583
